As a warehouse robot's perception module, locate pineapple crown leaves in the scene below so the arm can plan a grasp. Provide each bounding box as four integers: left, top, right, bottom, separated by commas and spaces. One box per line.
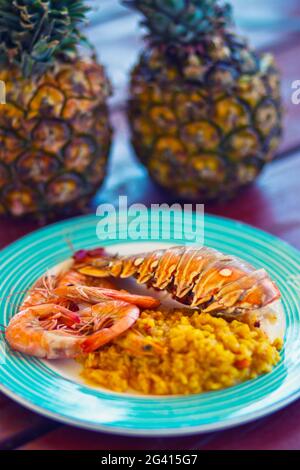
0, 0, 91, 76
123, 0, 233, 45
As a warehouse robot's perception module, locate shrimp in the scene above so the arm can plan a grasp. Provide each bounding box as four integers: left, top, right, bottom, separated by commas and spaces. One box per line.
20, 274, 58, 309
80, 301, 140, 353
53, 285, 160, 309
115, 330, 166, 356
76, 246, 281, 317
57, 268, 115, 290
19, 267, 115, 312
5, 299, 142, 359
5, 304, 83, 359
5, 279, 160, 359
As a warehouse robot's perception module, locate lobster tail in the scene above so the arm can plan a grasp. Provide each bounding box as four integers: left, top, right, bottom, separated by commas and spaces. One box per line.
75, 246, 281, 316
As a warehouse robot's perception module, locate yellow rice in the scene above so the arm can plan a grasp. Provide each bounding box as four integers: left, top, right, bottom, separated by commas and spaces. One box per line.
78, 309, 282, 395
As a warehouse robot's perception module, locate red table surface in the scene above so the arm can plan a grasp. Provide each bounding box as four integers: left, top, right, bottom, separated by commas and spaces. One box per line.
0, 1, 300, 451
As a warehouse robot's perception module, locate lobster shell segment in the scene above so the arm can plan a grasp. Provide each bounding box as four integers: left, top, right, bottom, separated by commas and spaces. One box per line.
77, 246, 281, 316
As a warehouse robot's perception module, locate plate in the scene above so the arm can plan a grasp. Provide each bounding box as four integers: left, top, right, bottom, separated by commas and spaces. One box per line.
0, 213, 300, 436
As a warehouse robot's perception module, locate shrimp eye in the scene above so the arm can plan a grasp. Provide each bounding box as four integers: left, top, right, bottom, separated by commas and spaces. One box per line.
143, 344, 153, 351
69, 301, 79, 312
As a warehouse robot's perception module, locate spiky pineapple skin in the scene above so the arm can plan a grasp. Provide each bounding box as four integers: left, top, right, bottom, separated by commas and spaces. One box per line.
129, 35, 282, 200
0, 58, 112, 217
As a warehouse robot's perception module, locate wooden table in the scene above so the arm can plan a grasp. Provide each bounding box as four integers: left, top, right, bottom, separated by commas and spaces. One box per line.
1, 0, 300, 451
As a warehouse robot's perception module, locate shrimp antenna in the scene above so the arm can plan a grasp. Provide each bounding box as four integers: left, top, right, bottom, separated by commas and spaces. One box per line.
6, 299, 21, 309
41, 273, 56, 294
64, 232, 75, 255
0, 289, 29, 301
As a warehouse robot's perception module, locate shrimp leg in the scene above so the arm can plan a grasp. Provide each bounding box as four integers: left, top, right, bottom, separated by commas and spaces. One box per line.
80, 301, 140, 353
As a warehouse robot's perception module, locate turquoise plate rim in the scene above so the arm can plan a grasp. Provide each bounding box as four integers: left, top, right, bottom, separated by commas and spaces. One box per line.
1, 373, 300, 436
0, 213, 300, 436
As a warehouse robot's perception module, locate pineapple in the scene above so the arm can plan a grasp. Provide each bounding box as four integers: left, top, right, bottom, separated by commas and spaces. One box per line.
125, 0, 282, 200
0, 0, 112, 218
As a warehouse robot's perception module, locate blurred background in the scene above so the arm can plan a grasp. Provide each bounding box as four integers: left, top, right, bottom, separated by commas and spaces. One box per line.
81, 0, 300, 209
1, 1, 300, 451
87, 0, 300, 104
